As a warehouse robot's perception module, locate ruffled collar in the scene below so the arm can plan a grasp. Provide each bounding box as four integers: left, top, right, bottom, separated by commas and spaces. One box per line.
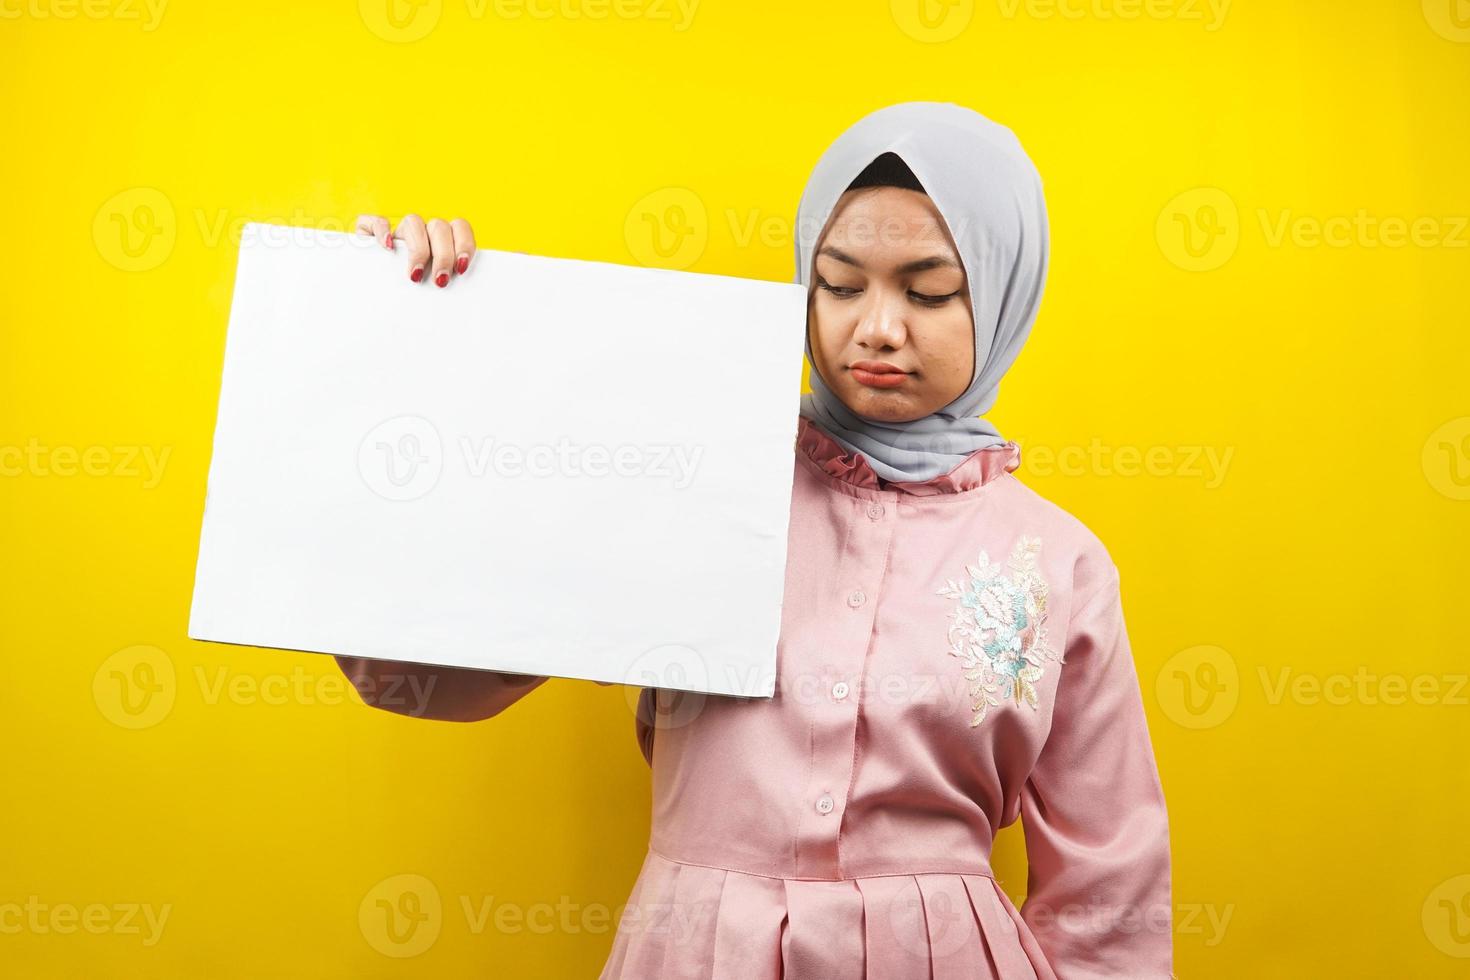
795, 416, 1021, 497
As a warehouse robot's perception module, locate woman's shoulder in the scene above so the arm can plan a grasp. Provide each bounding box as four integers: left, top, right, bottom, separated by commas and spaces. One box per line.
988, 469, 1121, 603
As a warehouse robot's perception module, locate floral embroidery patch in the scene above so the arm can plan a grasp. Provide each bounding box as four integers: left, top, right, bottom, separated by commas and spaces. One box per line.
936, 535, 1063, 727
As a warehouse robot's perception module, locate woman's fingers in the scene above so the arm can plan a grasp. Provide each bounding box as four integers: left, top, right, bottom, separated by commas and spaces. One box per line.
355, 214, 394, 251
426, 218, 456, 288
396, 214, 431, 283
370, 213, 473, 286
450, 218, 476, 276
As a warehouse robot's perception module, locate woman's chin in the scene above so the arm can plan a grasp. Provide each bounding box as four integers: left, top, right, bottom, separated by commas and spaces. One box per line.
839, 388, 926, 423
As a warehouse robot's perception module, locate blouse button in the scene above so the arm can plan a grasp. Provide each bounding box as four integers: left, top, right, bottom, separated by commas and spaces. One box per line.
847, 589, 866, 608
815, 794, 834, 815
866, 502, 885, 520
831, 681, 849, 701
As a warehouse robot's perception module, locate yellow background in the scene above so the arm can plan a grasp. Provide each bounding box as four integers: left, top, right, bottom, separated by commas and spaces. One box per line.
3, 0, 1469, 976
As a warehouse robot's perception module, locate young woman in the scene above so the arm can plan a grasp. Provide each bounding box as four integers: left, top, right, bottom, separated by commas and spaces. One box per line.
337, 102, 1173, 979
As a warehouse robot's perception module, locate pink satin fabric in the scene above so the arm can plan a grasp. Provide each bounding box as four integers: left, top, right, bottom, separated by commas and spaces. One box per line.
596, 416, 1173, 979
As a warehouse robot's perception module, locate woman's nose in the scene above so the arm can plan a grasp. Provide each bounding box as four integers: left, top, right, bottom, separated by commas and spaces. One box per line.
854, 288, 908, 350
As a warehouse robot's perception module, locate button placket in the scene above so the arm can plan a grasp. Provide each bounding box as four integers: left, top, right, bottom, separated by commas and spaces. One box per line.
794, 488, 897, 878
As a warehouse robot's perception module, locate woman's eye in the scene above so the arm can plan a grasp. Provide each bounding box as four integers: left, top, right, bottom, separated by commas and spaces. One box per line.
816, 275, 861, 298
909, 289, 962, 306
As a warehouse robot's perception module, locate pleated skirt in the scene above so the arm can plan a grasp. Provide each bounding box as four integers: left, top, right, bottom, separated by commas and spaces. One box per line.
598, 848, 1057, 979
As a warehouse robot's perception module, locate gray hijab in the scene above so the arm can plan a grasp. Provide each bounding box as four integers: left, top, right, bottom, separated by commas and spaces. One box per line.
795, 101, 1050, 484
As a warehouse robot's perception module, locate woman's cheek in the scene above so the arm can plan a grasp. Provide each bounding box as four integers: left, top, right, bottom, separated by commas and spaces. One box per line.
810, 301, 844, 350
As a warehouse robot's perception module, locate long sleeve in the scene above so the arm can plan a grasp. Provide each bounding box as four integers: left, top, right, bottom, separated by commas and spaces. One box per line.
334, 656, 548, 723
634, 686, 656, 767
1018, 568, 1174, 979
597, 681, 656, 766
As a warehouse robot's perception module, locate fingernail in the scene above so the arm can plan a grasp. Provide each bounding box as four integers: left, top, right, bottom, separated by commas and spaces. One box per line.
410, 266, 424, 283
435, 272, 449, 288
386, 236, 395, 251
455, 255, 468, 275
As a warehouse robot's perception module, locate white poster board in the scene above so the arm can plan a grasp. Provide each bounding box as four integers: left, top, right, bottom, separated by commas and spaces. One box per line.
188, 223, 806, 698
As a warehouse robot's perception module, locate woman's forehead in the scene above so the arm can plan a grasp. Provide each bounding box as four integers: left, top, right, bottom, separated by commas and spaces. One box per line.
816, 187, 963, 271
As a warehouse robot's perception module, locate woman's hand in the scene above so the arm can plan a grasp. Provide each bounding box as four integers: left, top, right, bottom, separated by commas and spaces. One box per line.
354, 213, 476, 288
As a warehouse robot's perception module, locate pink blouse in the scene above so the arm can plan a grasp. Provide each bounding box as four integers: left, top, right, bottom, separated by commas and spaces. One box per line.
345, 415, 1174, 978
604, 416, 1173, 979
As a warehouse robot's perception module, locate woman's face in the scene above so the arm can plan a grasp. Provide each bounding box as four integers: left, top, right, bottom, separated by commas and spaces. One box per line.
806, 186, 974, 422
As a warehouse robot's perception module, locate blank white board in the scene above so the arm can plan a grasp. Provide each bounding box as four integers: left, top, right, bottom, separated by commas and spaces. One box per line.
188, 223, 807, 698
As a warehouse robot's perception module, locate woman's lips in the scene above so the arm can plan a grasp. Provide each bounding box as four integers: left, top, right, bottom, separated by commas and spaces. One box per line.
850, 360, 910, 389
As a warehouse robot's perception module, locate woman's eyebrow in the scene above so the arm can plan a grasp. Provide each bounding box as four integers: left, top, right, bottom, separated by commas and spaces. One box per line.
818, 245, 961, 275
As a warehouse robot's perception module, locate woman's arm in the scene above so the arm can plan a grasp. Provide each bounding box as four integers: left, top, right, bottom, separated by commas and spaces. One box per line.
1018, 566, 1174, 979
334, 656, 549, 722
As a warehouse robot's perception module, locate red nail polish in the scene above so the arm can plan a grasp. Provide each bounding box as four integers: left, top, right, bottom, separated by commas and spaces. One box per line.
410, 266, 424, 283
386, 237, 395, 251
456, 256, 468, 275
435, 272, 449, 288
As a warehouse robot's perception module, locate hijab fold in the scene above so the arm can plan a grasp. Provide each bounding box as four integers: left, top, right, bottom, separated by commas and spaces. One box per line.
794, 101, 1050, 484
